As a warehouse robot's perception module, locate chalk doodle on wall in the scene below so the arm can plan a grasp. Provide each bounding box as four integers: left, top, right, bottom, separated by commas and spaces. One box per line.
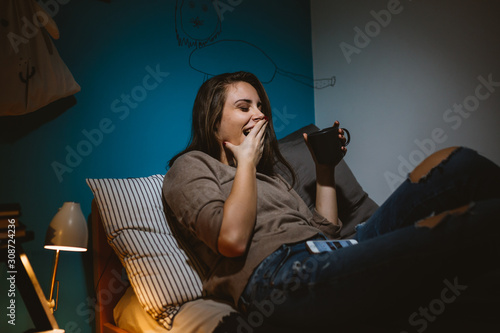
174, 0, 335, 89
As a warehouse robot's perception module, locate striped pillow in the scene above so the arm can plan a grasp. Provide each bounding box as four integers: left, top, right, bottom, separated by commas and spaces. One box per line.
86, 175, 205, 330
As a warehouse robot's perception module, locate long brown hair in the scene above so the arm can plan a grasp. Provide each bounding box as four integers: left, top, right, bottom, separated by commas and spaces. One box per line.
168, 71, 296, 185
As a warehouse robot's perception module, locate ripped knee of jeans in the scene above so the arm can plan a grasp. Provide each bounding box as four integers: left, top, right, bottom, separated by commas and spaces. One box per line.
409, 146, 461, 183
415, 202, 474, 229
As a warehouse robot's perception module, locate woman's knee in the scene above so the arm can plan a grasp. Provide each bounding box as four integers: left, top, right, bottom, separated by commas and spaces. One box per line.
409, 146, 461, 183
415, 203, 471, 229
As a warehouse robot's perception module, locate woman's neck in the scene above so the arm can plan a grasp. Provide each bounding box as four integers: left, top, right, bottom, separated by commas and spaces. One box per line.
220, 150, 236, 167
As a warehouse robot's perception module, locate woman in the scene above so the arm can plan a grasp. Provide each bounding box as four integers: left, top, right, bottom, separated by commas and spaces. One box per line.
163, 71, 500, 331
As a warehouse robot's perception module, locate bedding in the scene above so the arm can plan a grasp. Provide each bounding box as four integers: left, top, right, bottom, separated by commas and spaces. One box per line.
88, 124, 379, 332
87, 174, 206, 330
114, 287, 236, 333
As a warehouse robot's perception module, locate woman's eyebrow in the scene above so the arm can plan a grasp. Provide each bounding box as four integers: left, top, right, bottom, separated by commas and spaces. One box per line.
234, 99, 262, 105
234, 99, 252, 104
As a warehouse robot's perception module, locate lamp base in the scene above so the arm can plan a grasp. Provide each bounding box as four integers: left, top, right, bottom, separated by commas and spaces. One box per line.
9, 245, 62, 331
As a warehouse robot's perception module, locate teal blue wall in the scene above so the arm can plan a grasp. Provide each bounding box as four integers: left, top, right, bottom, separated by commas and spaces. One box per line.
0, 0, 315, 332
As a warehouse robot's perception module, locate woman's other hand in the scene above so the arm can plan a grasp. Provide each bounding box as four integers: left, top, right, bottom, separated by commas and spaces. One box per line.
303, 121, 343, 225
303, 120, 347, 167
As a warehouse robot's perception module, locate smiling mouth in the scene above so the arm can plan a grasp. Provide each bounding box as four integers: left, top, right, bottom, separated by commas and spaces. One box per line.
243, 128, 252, 136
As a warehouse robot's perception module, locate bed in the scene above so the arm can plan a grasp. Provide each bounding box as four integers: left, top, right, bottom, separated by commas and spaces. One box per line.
87, 123, 381, 332
88, 123, 500, 332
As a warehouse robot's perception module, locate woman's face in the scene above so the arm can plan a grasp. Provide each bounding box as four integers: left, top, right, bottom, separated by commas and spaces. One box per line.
217, 81, 265, 146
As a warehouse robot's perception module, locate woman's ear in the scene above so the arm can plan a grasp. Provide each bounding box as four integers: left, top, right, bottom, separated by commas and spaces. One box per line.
214, 126, 221, 141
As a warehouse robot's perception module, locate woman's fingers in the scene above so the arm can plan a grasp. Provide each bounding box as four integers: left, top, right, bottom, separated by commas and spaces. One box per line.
231, 118, 268, 167
339, 129, 347, 145
259, 121, 268, 142
303, 132, 319, 164
339, 128, 348, 154
246, 116, 267, 136
253, 117, 268, 139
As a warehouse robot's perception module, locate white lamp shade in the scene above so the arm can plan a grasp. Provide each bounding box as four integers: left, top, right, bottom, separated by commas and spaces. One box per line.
44, 202, 88, 252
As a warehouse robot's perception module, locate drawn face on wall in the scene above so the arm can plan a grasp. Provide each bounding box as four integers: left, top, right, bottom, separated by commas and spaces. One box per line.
180, 0, 220, 42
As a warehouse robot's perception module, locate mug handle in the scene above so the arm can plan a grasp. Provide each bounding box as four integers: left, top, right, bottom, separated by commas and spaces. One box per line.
341, 128, 351, 146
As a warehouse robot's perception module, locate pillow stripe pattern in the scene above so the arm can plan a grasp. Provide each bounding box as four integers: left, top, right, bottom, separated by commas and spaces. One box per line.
86, 175, 204, 330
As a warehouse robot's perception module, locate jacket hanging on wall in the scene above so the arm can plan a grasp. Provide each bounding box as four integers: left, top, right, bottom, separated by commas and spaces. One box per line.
0, 0, 80, 116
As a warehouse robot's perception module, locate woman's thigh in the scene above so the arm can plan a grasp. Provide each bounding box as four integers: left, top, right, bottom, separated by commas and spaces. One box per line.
242, 199, 500, 330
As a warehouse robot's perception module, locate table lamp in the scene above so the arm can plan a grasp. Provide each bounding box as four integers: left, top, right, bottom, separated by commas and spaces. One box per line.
44, 202, 88, 312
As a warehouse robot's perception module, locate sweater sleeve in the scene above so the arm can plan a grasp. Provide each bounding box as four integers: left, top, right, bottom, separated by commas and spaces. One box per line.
163, 152, 225, 254
309, 208, 343, 239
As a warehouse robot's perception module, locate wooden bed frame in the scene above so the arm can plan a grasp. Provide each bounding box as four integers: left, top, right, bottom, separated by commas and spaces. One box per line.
91, 200, 129, 333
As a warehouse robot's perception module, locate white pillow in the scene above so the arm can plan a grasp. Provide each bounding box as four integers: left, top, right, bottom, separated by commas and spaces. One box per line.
86, 175, 205, 330
114, 287, 237, 333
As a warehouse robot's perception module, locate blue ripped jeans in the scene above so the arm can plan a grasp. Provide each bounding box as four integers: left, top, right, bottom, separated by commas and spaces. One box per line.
239, 147, 500, 331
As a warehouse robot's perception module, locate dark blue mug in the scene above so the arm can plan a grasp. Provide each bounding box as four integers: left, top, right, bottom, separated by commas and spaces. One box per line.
307, 125, 351, 165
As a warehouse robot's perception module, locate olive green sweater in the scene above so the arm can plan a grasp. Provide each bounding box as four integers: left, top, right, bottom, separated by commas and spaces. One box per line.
163, 151, 341, 306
